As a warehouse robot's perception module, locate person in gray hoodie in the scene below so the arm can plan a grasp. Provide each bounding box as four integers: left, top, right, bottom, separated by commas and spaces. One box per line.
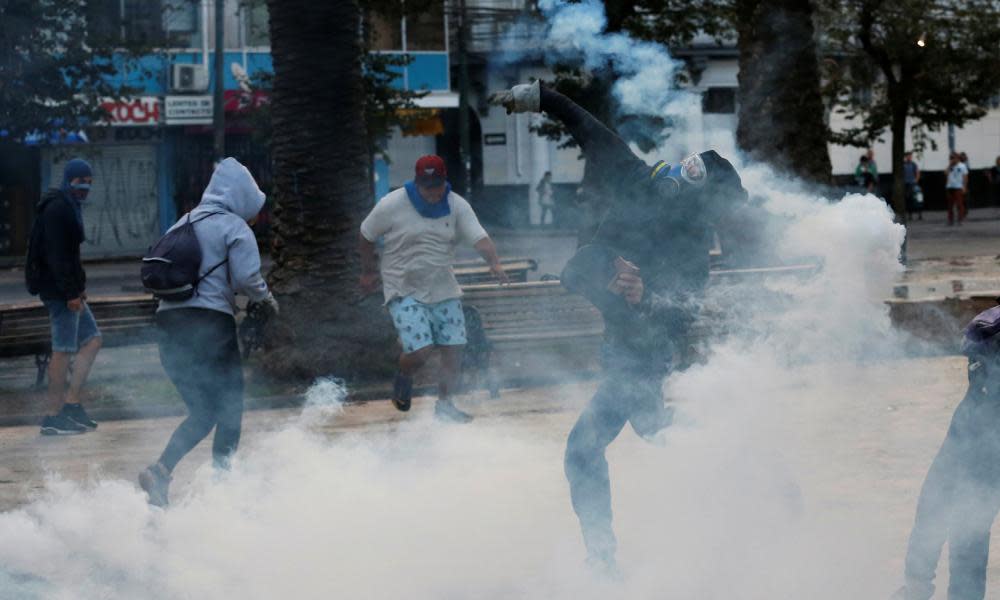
138, 158, 278, 507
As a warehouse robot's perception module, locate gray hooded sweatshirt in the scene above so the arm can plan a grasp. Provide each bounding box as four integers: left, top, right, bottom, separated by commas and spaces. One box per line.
158, 158, 270, 316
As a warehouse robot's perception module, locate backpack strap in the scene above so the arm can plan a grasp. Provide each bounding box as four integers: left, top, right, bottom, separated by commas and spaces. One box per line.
197, 258, 229, 283
187, 210, 231, 285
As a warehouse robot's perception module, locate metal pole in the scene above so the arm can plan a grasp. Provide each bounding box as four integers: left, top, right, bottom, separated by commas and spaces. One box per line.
457, 0, 472, 200
948, 122, 956, 154
213, 0, 226, 161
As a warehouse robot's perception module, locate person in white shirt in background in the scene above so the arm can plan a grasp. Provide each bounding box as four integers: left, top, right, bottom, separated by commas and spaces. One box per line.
947, 152, 970, 226
359, 155, 508, 423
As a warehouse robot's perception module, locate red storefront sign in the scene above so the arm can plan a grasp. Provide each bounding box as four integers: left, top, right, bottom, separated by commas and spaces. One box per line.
223, 90, 270, 114
100, 97, 161, 126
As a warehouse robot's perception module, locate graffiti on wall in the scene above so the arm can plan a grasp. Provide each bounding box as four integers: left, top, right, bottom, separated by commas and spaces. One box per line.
47, 145, 159, 258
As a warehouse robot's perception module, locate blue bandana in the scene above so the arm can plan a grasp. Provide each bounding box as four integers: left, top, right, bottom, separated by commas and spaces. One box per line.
60, 158, 92, 241
404, 180, 451, 219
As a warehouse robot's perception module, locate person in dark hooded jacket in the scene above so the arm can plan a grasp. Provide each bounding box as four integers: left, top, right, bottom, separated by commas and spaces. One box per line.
26, 158, 102, 436
893, 306, 1000, 600
490, 81, 755, 573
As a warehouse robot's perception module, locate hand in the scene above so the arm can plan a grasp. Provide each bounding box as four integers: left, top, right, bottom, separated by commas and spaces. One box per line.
487, 81, 540, 114
67, 297, 83, 312
490, 262, 510, 285
609, 272, 644, 305
607, 257, 643, 305
360, 272, 381, 295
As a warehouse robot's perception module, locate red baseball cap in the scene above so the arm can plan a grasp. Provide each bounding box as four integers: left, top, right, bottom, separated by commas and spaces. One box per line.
414, 155, 447, 186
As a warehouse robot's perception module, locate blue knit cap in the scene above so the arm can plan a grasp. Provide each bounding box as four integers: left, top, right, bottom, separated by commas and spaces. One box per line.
61, 158, 93, 192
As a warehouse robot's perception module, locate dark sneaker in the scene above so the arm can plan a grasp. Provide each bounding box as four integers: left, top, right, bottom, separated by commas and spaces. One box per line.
40, 414, 87, 436
392, 372, 413, 412
434, 398, 473, 423
61, 403, 97, 430
138, 463, 172, 508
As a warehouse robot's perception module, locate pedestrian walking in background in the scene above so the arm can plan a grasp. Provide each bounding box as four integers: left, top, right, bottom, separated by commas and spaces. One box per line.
856, 155, 877, 194
25, 159, 102, 436
946, 152, 970, 226
537, 171, 555, 227
137, 158, 279, 507
359, 155, 508, 424
904, 151, 923, 221
985, 156, 1000, 207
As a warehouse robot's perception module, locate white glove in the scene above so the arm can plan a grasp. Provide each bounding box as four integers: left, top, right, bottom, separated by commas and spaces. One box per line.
487, 80, 540, 114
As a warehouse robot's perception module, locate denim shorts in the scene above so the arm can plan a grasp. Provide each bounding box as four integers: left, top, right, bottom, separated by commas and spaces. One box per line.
43, 300, 101, 353
387, 296, 467, 354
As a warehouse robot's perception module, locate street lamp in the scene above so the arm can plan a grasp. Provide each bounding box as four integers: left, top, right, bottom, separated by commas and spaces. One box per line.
917, 32, 926, 47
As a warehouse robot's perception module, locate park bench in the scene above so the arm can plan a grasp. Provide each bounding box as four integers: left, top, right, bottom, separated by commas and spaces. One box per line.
459, 280, 604, 396
458, 264, 821, 397
453, 256, 538, 285
0, 295, 158, 387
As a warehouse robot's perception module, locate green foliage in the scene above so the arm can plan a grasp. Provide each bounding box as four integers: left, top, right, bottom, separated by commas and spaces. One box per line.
0, 0, 140, 139
821, 0, 1000, 149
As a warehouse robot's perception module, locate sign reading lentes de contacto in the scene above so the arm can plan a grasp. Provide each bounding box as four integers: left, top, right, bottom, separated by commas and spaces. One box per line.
164, 96, 213, 125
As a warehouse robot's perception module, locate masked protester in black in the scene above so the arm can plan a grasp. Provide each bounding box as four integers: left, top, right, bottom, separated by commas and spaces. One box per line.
490, 81, 752, 574
894, 306, 1000, 600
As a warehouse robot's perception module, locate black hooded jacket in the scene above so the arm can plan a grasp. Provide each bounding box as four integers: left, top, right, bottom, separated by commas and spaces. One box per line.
541, 86, 750, 371
29, 189, 87, 301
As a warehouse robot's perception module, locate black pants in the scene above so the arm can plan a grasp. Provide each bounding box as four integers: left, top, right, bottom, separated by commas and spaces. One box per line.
156, 308, 244, 472
564, 370, 673, 562
903, 387, 1000, 600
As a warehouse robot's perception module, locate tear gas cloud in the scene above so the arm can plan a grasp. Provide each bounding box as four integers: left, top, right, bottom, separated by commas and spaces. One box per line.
0, 2, 918, 598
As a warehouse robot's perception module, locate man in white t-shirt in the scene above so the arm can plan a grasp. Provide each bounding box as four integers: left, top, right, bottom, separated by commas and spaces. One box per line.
359, 155, 508, 422
946, 152, 970, 226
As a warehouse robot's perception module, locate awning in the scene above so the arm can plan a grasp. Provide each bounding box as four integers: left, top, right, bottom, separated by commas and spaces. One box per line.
413, 92, 459, 109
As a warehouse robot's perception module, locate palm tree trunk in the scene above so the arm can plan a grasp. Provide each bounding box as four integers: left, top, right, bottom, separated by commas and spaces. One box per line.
263, 0, 396, 380
735, 0, 832, 184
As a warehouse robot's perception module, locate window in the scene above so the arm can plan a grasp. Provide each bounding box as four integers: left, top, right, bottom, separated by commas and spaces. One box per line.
370, 13, 403, 51
702, 87, 737, 114
366, 4, 445, 51
406, 3, 445, 51
86, 0, 201, 48
243, 1, 270, 47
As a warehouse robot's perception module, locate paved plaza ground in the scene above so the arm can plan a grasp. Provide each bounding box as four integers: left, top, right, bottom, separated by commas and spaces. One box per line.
0, 356, 994, 598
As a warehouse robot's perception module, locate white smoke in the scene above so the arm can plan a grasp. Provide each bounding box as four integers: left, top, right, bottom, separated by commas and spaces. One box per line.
0, 2, 920, 599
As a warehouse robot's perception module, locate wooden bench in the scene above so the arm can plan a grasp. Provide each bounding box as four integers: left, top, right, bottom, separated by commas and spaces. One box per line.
458, 264, 821, 396
453, 257, 538, 285
459, 281, 604, 396
0, 295, 158, 387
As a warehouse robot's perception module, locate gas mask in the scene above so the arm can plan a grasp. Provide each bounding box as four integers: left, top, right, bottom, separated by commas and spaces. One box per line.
668, 154, 707, 187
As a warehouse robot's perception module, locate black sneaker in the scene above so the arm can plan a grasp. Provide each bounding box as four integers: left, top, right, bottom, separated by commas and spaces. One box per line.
39, 414, 87, 436
61, 403, 97, 430
434, 398, 473, 423
392, 372, 413, 412
138, 463, 172, 508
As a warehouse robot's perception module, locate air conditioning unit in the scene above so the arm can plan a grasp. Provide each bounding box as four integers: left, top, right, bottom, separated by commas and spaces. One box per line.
171, 64, 209, 93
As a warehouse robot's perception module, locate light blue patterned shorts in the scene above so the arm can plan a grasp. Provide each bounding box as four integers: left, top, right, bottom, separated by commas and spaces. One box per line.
387, 296, 467, 354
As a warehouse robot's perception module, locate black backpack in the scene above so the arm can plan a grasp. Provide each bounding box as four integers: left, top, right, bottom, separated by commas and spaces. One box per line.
24, 216, 45, 296
141, 212, 227, 301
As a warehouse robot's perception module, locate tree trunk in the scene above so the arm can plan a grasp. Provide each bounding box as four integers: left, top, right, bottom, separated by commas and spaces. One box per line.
735, 0, 832, 183
263, 0, 396, 380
